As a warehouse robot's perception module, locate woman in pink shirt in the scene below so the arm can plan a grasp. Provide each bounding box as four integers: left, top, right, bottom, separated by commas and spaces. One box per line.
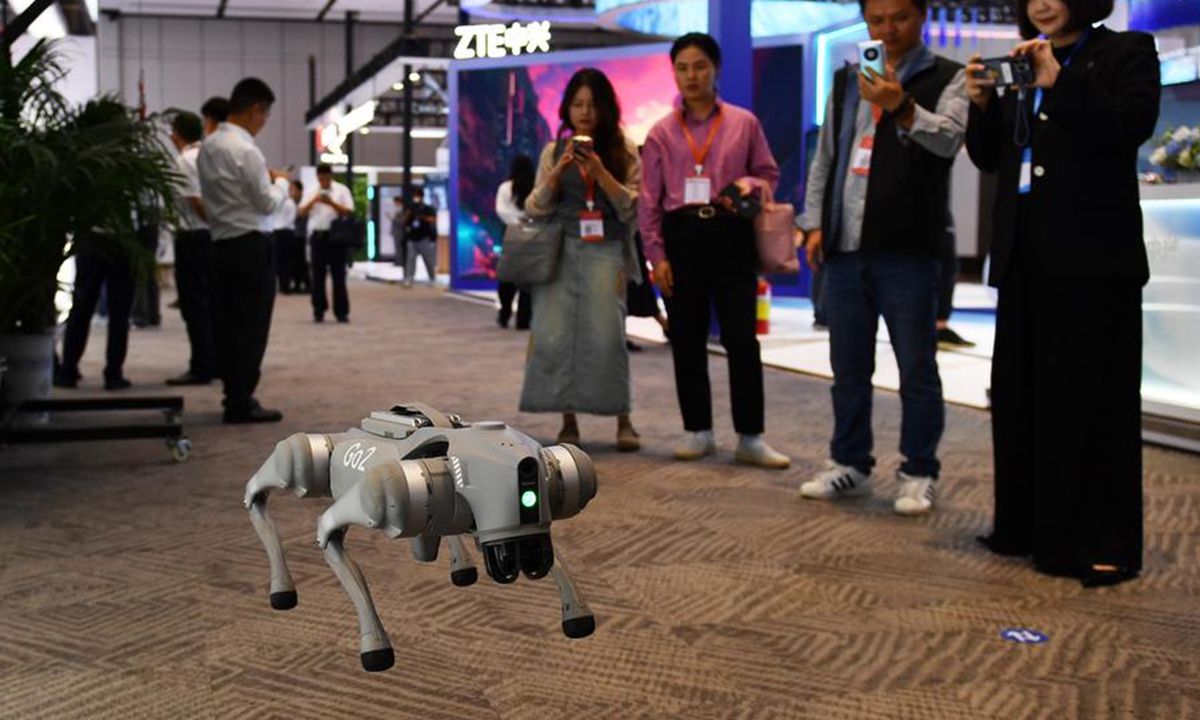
639, 33, 790, 468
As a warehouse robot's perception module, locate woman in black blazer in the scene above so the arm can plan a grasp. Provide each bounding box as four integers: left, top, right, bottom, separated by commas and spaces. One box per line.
965, 0, 1160, 586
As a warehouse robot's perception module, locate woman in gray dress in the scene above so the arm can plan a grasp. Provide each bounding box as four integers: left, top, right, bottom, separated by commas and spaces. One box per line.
521, 68, 643, 451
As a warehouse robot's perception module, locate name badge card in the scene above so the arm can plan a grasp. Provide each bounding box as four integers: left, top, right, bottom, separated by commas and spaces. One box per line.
850, 135, 874, 177
1018, 146, 1033, 195
685, 176, 712, 205
580, 209, 605, 242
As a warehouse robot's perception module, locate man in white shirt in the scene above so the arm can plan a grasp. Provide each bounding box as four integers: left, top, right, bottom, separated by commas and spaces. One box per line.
270, 178, 299, 294
298, 163, 355, 323
197, 77, 290, 424
166, 111, 218, 386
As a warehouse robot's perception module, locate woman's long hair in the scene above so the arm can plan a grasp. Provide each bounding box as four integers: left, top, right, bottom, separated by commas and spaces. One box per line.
508, 154, 535, 211
556, 68, 629, 182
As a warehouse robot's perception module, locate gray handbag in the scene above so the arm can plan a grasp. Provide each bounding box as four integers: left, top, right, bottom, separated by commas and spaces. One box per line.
496, 219, 564, 285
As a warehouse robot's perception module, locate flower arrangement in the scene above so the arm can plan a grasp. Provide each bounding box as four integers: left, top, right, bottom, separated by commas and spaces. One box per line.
1149, 126, 1200, 172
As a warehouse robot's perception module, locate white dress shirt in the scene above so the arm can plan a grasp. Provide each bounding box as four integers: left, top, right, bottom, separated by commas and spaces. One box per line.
270, 197, 298, 232
302, 182, 355, 236
494, 180, 527, 227
174, 142, 207, 231
196, 122, 288, 241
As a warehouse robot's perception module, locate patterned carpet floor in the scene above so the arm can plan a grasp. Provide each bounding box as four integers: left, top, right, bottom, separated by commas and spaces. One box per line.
2, 280, 1198, 720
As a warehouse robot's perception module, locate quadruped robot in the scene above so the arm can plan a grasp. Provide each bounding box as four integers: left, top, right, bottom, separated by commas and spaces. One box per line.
243, 403, 598, 672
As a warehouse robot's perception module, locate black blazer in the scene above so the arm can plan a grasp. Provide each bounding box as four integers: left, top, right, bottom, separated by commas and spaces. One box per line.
966, 26, 1160, 287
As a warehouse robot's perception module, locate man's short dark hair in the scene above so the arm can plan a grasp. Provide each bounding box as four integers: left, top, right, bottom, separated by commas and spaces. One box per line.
316, 163, 333, 175
413, 186, 424, 195
229, 78, 276, 114
670, 32, 722, 69
858, 0, 929, 15
291, 180, 304, 191
1016, 0, 1111, 39
200, 96, 230, 122
171, 111, 203, 143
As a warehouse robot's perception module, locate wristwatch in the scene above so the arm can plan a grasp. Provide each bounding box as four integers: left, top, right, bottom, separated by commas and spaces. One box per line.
892, 93, 917, 120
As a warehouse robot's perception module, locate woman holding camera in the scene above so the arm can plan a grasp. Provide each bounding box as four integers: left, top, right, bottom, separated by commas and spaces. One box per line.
965, 0, 1159, 586
639, 33, 789, 468
521, 68, 643, 451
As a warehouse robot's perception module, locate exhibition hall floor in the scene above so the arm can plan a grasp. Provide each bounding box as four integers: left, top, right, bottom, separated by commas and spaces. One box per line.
3, 280, 1199, 720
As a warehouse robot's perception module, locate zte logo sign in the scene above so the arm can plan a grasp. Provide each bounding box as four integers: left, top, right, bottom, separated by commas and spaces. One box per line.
453, 21, 553, 60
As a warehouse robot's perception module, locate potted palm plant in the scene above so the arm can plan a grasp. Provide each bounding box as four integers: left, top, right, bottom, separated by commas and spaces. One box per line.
0, 40, 179, 406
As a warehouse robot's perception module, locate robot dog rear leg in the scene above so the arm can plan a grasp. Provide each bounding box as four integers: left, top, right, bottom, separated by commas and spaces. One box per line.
446, 536, 479, 587
551, 549, 595, 639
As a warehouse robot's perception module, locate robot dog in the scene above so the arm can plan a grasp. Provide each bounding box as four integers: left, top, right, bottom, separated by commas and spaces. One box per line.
243, 403, 598, 672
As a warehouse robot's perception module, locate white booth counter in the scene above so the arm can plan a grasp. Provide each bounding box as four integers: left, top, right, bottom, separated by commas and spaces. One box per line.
1140, 182, 1200, 450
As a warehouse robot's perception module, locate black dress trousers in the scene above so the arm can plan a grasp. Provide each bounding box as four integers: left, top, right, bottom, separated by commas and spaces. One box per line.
989, 210, 1144, 574
663, 211, 764, 435
61, 247, 135, 382
310, 231, 350, 321
213, 232, 276, 414
174, 229, 219, 380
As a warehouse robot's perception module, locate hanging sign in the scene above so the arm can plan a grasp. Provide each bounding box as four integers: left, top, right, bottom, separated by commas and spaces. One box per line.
453, 21, 553, 60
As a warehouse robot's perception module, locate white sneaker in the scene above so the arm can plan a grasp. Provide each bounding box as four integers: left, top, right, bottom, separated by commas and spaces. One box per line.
673, 431, 716, 461
798, 460, 871, 500
894, 472, 936, 515
734, 435, 791, 469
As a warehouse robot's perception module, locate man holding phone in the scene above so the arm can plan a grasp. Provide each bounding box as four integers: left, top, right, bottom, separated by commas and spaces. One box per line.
300, 163, 355, 322
794, 0, 967, 515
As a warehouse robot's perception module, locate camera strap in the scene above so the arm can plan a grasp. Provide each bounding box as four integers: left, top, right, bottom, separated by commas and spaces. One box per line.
1017, 29, 1091, 195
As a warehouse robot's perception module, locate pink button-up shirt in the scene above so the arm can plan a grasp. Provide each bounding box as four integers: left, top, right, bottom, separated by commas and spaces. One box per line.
638, 98, 779, 265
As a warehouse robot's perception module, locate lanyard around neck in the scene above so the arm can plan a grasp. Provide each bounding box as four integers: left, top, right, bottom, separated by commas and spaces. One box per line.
678, 104, 723, 176
1034, 28, 1091, 113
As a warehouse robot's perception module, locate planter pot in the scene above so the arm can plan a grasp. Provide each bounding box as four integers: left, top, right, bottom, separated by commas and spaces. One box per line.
0, 332, 55, 425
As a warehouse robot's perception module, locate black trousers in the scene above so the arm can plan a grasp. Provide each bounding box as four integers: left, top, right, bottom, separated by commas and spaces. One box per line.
214, 232, 276, 414
497, 282, 531, 328
174, 229, 219, 379
290, 231, 310, 291
310, 231, 349, 320
273, 229, 295, 293
132, 225, 161, 326
989, 209, 1143, 574
61, 248, 136, 382
663, 212, 764, 435
937, 226, 958, 322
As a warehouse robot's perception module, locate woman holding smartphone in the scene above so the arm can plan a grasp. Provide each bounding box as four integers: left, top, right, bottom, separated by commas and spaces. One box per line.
639, 33, 789, 468
965, 0, 1160, 586
521, 68, 644, 451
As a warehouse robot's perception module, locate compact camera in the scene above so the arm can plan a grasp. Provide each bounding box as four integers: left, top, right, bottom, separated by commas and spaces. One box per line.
972, 55, 1036, 87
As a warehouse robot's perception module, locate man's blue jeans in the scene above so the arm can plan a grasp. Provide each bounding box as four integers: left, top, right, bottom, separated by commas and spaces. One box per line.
824, 250, 945, 479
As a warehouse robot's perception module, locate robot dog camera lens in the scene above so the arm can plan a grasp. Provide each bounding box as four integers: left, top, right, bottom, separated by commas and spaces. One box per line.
519, 534, 555, 580
518, 457, 538, 480
484, 540, 521, 584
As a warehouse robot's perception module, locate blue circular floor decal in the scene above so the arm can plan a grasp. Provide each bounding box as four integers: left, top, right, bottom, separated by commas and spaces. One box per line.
1001, 628, 1049, 645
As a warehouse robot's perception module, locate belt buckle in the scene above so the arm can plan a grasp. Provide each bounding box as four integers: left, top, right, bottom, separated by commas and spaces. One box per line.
698, 206, 716, 220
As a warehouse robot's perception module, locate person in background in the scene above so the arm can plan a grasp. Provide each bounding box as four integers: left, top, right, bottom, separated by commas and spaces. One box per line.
522, 67, 643, 452
795, 0, 966, 514
966, 0, 1159, 586
299, 164, 355, 322
288, 180, 310, 293
390, 194, 407, 274
270, 172, 298, 294
935, 215, 976, 349
402, 186, 438, 288
200, 96, 229, 138
197, 77, 291, 423
165, 110, 218, 386
55, 237, 137, 391
639, 32, 789, 469
494, 154, 535, 329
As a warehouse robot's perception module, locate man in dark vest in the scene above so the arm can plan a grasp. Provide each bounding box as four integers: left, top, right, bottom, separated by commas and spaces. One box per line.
795, 0, 966, 515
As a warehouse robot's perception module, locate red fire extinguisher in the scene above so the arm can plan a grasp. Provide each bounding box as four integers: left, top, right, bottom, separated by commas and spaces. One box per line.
756, 278, 771, 335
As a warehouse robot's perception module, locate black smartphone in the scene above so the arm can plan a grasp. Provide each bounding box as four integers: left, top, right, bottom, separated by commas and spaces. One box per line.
972, 55, 1035, 87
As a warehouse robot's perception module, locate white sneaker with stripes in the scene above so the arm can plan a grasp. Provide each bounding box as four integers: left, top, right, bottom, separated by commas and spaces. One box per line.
798, 461, 872, 500
893, 472, 936, 516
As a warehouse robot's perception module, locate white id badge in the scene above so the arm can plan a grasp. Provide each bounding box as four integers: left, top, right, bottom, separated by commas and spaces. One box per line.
850, 135, 874, 177
684, 176, 711, 205
580, 212, 605, 242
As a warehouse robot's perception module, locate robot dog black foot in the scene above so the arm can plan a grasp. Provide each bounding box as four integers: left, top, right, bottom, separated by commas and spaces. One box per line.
451, 567, 479, 587
562, 615, 596, 639
361, 648, 395, 672
269, 591, 298, 610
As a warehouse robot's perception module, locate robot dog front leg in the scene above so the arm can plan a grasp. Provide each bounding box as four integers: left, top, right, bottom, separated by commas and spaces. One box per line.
551, 550, 596, 639
244, 433, 333, 610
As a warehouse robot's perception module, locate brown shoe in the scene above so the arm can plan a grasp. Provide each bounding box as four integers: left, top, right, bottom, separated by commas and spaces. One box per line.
617, 423, 641, 452
557, 426, 581, 446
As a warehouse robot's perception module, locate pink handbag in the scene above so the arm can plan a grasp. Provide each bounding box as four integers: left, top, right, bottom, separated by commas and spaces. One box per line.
754, 189, 800, 274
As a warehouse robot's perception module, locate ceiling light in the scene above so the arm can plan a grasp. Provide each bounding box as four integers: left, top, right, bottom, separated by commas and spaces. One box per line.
408, 71, 421, 83
392, 82, 404, 91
